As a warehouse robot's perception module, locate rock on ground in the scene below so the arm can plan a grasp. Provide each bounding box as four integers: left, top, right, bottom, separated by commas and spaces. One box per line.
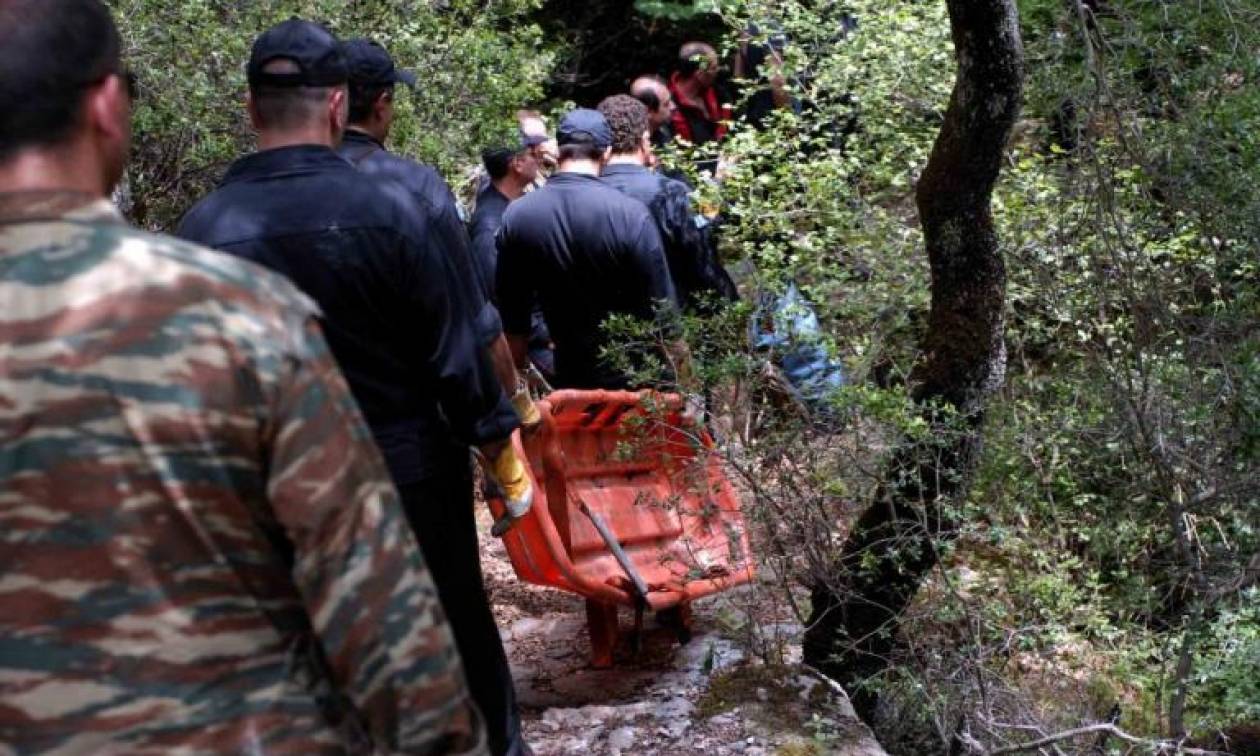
477, 509, 887, 756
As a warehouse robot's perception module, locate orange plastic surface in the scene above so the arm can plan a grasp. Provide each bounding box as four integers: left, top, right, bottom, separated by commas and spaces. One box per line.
487, 390, 755, 615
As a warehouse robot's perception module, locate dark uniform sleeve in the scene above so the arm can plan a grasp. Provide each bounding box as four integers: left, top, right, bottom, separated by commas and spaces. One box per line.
432, 202, 504, 347
468, 219, 499, 306
659, 180, 739, 305
494, 219, 536, 339
401, 213, 518, 447
267, 316, 488, 755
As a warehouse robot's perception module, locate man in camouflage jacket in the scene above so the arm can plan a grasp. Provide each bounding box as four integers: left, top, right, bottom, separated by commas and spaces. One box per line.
0, 1, 487, 753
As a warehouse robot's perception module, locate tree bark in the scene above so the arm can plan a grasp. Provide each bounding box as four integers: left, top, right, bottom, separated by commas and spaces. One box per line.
803, 0, 1024, 711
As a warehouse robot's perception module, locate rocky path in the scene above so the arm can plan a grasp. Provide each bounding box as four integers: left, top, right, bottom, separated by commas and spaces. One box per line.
477, 510, 888, 756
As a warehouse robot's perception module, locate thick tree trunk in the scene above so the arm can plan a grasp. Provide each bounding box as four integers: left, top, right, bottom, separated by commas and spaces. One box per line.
803, 0, 1024, 710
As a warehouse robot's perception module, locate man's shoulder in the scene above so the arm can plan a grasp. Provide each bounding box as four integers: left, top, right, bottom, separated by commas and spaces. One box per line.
118, 225, 319, 318
5, 216, 319, 330
602, 167, 671, 203
189, 158, 433, 246
501, 185, 549, 221
358, 149, 455, 211
658, 173, 692, 198
469, 199, 506, 242
471, 184, 507, 220
596, 179, 660, 221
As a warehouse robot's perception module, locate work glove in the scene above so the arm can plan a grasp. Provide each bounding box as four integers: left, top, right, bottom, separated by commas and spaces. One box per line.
511, 382, 541, 430
510, 364, 552, 432
482, 443, 533, 537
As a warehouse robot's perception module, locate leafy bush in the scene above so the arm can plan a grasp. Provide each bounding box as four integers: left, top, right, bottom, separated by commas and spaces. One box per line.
647, 0, 1259, 749
110, 0, 553, 230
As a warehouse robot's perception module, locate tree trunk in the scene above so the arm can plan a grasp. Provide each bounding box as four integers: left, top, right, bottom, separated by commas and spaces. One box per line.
803, 0, 1024, 711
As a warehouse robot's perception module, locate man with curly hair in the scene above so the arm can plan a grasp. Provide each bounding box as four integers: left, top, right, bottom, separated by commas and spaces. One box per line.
597, 94, 737, 310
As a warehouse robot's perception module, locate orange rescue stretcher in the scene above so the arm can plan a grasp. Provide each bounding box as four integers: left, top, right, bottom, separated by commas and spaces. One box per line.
487, 390, 755, 667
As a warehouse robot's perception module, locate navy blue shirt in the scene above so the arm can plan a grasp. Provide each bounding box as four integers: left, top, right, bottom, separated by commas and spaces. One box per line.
600, 162, 738, 308
469, 182, 555, 376
337, 129, 454, 217
495, 172, 677, 389
468, 182, 511, 299
177, 145, 518, 485
337, 129, 503, 345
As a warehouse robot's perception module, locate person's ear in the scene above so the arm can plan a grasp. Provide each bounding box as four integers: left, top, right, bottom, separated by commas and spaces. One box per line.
374, 89, 393, 122
85, 73, 130, 144
246, 90, 263, 131
329, 87, 348, 135
641, 130, 651, 151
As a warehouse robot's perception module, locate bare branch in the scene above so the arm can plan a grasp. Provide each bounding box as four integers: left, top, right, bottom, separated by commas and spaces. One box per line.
976, 723, 1228, 756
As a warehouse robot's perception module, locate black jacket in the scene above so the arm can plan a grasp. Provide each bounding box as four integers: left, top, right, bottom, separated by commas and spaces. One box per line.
600, 163, 738, 309
178, 145, 518, 485
336, 129, 503, 345
469, 182, 554, 375
495, 172, 677, 389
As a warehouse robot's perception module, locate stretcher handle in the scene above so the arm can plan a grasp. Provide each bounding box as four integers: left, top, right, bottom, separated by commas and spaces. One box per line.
577, 499, 650, 606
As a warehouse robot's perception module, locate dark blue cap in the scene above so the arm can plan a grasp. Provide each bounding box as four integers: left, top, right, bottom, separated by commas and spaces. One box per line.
556, 108, 612, 149
248, 19, 348, 88
341, 38, 417, 89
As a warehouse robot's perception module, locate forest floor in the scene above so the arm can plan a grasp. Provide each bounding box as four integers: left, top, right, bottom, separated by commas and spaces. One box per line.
476, 509, 889, 756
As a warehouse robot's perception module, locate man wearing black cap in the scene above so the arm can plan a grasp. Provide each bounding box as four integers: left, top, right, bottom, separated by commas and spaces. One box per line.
337, 38, 518, 378
495, 109, 680, 389
176, 23, 534, 755
338, 40, 458, 222
469, 133, 554, 378
333, 38, 536, 756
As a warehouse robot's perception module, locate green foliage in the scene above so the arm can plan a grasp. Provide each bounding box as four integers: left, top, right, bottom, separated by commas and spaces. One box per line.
650, 0, 1260, 746
110, 0, 553, 230
634, 0, 731, 21
1188, 591, 1260, 730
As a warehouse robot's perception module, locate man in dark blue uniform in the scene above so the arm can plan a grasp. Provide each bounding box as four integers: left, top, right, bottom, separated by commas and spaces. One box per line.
597, 94, 738, 311
177, 22, 532, 756
336, 39, 521, 393
470, 137, 554, 378
495, 109, 680, 390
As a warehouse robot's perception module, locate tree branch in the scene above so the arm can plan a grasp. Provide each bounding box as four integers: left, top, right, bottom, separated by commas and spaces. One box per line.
975, 723, 1228, 756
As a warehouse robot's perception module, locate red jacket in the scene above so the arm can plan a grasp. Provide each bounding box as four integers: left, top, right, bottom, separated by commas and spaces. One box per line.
668, 72, 731, 145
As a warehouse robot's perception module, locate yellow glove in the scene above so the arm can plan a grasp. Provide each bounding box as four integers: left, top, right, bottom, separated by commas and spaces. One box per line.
511, 384, 541, 429
487, 444, 533, 536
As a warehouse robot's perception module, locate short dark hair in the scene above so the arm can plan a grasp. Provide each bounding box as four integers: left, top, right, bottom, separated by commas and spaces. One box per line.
0, 0, 122, 161
251, 59, 339, 130
482, 147, 516, 181
348, 82, 392, 124
558, 140, 606, 163
598, 95, 649, 155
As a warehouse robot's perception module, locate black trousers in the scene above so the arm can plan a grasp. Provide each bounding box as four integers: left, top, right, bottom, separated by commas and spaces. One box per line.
398, 465, 526, 756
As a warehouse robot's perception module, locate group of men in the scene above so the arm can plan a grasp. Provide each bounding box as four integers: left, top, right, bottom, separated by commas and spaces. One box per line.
0, 2, 738, 755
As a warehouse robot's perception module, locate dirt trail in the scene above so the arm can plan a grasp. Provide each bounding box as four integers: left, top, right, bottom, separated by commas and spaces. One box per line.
477, 509, 888, 755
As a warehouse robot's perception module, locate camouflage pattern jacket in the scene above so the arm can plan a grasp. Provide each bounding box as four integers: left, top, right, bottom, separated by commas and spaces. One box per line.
0, 191, 487, 755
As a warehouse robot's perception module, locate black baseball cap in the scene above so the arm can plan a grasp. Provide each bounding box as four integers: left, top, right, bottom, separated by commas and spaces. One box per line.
556, 108, 612, 149
247, 19, 348, 88
482, 128, 548, 172
342, 38, 417, 88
